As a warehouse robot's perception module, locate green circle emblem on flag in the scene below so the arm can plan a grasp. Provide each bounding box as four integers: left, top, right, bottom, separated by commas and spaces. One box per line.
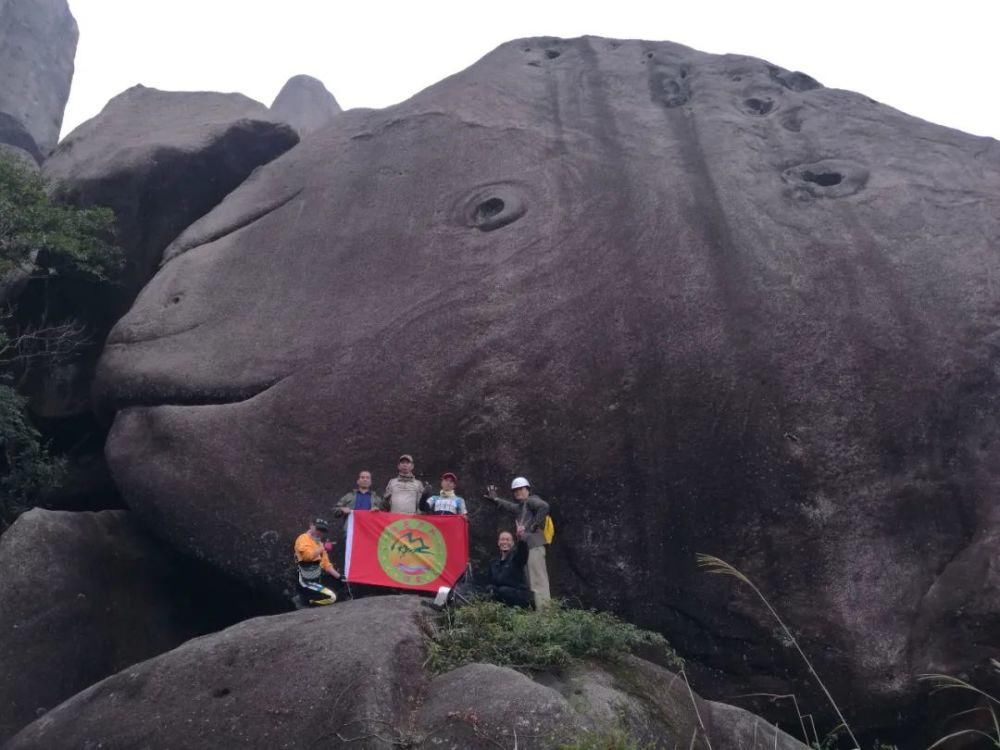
377, 518, 448, 586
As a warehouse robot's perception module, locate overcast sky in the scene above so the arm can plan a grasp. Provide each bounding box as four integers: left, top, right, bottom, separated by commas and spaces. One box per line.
63, 0, 1000, 141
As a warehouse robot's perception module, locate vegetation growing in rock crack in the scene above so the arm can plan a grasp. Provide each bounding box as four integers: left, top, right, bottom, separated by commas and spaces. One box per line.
424, 599, 682, 675
0, 153, 121, 527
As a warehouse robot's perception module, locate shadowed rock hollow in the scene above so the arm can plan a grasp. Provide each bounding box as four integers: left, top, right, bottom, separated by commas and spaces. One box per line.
95, 36, 1000, 732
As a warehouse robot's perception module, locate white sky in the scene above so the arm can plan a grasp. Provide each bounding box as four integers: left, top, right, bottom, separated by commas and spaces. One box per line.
63, 0, 1000, 141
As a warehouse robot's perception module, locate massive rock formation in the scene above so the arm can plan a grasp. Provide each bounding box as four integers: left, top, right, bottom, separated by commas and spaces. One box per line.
44, 85, 299, 307
269, 74, 341, 136
0, 0, 77, 155
7, 597, 807, 749
21, 87, 299, 509
0, 509, 203, 743
94, 36, 1000, 734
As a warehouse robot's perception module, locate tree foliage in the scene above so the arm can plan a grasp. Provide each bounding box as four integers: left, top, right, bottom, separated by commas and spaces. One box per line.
0, 153, 122, 527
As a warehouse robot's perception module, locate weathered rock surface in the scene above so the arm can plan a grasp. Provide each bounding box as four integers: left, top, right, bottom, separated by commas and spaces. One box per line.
95, 36, 1000, 735
0, 0, 77, 155
269, 74, 341, 136
0, 509, 202, 744
22, 87, 298, 510
43, 85, 299, 307
0, 111, 42, 167
7, 597, 806, 749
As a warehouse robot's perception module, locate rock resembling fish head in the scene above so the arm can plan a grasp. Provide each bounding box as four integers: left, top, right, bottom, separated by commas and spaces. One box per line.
96, 36, 1000, 728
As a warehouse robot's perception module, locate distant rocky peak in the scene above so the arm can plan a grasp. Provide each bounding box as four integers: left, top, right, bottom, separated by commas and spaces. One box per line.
269, 74, 341, 136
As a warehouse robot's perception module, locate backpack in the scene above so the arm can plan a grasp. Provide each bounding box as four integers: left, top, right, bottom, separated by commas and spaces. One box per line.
543, 514, 555, 545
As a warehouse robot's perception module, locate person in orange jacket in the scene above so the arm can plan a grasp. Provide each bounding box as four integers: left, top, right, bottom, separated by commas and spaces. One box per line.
293, 518, 342, 607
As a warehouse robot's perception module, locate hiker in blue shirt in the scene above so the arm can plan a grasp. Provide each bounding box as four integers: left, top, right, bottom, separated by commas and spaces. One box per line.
425, 472, 468, 515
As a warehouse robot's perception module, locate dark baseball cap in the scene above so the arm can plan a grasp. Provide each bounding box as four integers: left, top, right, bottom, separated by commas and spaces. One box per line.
313, 517, 330, 531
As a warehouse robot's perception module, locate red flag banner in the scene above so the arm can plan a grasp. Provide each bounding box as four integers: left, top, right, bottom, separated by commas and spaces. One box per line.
344, 511, 469, 592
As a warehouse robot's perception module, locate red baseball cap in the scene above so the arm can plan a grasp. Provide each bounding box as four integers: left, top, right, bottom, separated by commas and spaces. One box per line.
441, 472, 458, 483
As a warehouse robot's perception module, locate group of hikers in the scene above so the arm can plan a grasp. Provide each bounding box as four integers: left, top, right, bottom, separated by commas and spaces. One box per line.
293, 454, 552, 610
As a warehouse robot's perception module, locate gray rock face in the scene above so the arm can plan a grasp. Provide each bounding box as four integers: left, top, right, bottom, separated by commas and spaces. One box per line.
0, 111, 42, 167
0, 509, 201, 744
44, 85, 300, 307
22, 86, 298, 509
0, 0, 77, 155
95, 36, 1000, 733
269, 74, 341, 136
7, 597, 805, 749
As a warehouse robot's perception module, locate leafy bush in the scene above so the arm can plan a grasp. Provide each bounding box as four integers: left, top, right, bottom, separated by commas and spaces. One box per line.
425, 599, 682, 675
0, 155, 120, 281
0, 153, 121, 527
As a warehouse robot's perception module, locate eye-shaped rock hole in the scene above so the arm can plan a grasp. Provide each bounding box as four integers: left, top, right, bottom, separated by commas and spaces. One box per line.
170, 295, 183, 305
545, 49, 561, 59
475, 197, 505, 221
744, 97, 775, 116
212, 687, 231, 698
802, 170, 842, 187
646, 52, 654, 59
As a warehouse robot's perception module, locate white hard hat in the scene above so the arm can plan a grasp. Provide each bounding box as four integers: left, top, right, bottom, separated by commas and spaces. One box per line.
511, 476, 531, 490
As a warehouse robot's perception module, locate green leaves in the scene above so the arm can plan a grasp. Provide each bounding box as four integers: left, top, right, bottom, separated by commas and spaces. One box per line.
0, 154, 122, 281
0, 152, 121, 526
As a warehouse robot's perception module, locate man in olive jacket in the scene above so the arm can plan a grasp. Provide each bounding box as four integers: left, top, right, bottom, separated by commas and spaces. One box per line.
485, 476, 551, 607
336, 470, 385, 515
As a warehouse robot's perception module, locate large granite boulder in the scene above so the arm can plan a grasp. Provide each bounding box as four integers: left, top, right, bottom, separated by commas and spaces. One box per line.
0, 509, 204, 744
0, 0, 77, 155
7, 597, 806, 749
43, 85, 299, 308
21, 87, 298, 509
269, 74, 341, 136
95, 36, 1000, 734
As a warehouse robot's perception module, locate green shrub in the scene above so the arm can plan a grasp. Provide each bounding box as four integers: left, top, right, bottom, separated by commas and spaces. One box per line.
0, 154, 120, 281
0, 153, 121, 527
425, 599, 682, 675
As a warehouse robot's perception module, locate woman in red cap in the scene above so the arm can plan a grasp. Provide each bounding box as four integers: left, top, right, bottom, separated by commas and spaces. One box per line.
426, 472, 467, 515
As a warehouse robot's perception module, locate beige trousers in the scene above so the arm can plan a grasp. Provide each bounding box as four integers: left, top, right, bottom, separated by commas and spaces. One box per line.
526, 546, 551, 608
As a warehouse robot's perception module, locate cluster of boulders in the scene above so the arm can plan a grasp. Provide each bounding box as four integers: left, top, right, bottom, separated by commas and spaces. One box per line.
1, 1, 998, 747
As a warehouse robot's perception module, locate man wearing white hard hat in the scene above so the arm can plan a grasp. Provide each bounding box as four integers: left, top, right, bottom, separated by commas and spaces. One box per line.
485, 476, 551, 607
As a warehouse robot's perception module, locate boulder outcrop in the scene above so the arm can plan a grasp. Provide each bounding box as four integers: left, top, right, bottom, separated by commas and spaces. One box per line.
269, 74, 341, 136
43, 85, 299, 308
94, 36, 1000, 733
21, 87, 298, 509
0, 509, 204, 743
0, 0, 77, 155
7, 596, 807, 749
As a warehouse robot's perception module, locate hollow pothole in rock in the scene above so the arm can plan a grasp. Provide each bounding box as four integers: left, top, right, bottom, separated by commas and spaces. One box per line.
802, 170, 842, 187
743, 97, 776, 116
782, 159, 868, 200
455, 183, 529, 232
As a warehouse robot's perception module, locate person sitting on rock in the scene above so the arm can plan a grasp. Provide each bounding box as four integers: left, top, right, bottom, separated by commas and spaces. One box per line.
384, 454, 427, 514
484, 477, 551, 607
335, 469, 385, 516
293, 518, 341, 607
425, 472, 467, 515
487, 526, 534, 609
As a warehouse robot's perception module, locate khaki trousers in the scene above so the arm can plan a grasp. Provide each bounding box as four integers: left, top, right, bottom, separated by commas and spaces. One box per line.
526, 546, 551, 608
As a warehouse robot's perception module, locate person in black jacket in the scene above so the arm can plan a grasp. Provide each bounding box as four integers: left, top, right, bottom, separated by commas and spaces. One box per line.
488, 526, 534, 609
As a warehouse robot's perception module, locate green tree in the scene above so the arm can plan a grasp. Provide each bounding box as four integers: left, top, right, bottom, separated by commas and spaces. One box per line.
0, 153, 121, 528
